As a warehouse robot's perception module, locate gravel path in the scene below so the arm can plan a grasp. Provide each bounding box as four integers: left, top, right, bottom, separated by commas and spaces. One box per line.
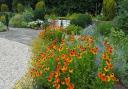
0, 28, 41, 89
0, 38, 31, 89
0, 27, 41, 45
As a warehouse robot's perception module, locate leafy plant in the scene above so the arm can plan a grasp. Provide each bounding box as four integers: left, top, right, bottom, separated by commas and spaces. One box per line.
103, 0, 116, 20
97, 21, 113, 36
17, 3, 24, 13
69, 13, 92, 28
65, 25, 82, 35
39, 26, 64, 42
0, 21, 6, 32
1, 4, 8, 12
9, 14, 28, 28
113, 14, 128, 33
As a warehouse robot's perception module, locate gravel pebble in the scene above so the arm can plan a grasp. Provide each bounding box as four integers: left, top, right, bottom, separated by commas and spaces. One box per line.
0, 38, 31, 89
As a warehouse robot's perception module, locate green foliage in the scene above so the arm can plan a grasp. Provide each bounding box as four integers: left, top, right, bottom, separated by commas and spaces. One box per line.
34, 9, 45, 20
23, 8, 34, 22
0, 15, 6, 24
69, 13, 92, 28
0, 21, 6, 32
9, 14, 28, 28
1, 4, 8, 12
66, 25, 82, 35
103, 0, 116, 20
108, 29, 128, 87
113, 14, 128, 33
34, 1, 45, 20
35, 1, 45, 10
17, 3, 24, 13
97, 21, 113, 35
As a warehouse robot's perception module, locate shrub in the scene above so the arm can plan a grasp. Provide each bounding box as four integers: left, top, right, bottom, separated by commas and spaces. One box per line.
23, 8, 34, 22
113, 14, 128, 33
28, 20, 44, 29
108, 29, 128, 87
30, 35, 117, 89
69, 13, 92, 28
17, 3, 24, 13
0, 22, 6, 32
34, 1, 45, 20
65, 25, 82, 35
35, 1, 45, 10
34, 9, 45, 20
97, 21, 113, 35
0, 15, 6, 24
103, 0, 116, 20
9, 14, 28, 28
1, 4, 8, 12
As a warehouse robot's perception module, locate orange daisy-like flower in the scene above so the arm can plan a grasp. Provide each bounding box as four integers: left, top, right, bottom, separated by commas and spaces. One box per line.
104, 66, 109, 72
79, 45, 86, 52
70, 35, 75, 42
65, 77, 71, 86
102, 53, 109, 60
69, 49, 77, 57
58, 46, 63, 52
106, 61, 113, 69
90, 47, 99, 55
41, 52, 46, 58
68, 83, 74, 89
98, 72, 107, 82
107, 46, 113, 54
55, 84, 60, 89
61, 54, 67, 60
61, 66, 68, 73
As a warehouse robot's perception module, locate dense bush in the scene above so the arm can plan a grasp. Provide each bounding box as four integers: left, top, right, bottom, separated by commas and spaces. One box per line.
0, 15, 6, 24
35, 1, 45, 10
34, 1, 45, 20
103, 0, 116, 20
65, 25, 82, 35
0, 22, 6, 32
97, 21, 113, 35
113, 14, 128, 33
1, 4, 8, 12
23, 8, 34, 22
9, 14, 28, 28
69, 13, 92, 28
108, 29, 128, 87
16, 3, 24, 13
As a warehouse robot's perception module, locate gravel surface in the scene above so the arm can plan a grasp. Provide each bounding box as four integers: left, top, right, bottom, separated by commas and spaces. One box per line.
0, 27, 41, 45
0, 38, 31, 89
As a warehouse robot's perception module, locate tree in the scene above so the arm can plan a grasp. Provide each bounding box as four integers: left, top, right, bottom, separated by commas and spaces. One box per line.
1, 4, 9, 12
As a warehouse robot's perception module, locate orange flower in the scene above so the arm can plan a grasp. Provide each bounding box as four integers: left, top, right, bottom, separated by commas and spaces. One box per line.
61, 81, 65, 85
69, 49, 77, 57
107, 46, 113, 54
79, 45, 86, 52
61, 66, 68, 73
102, 53, 109, 60
106, 75, 111, 82
106, 61, 113, 69
41, 52, 46, 58
68, 83, 74, 89
90, 47, 99, 55
55, 84, 60, 89
65, 77, 70, 86
104, 66, 109, 72
70, 35, 75, 42
61, 54, 67, 60
56, 56, 60, 61
58, 46, 63, 52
